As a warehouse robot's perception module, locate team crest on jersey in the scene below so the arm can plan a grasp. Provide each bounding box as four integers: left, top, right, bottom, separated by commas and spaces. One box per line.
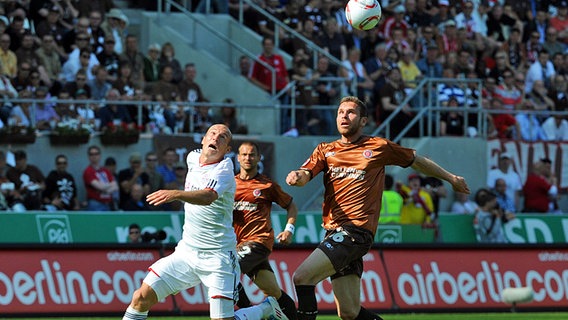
253, 189, 262, 197
362, 150, 373, 158
325, 152, 335, 157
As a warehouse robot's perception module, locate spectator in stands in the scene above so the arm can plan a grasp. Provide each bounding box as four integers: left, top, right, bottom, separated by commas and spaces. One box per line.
487, 152, 523, 212
363, 43, 387, 94
238, 55, 251, 78
43, 154, 80, 211
119, 34, 145, 86
543, 27, 564, 58
501, 27, 524, 70
515, 100, 547, 142
319, 17, 348, 62
89, 66, 111, 100
340, 47, 374, 105
381, 4, 409, 42
450, 191, 478, 215
493, 178, 516, 213
83, 145, 118, 211
0, 33, 17, 78
438, 20, 459, 58
6, 150, 46, 210
15, 32, 40, 69
214, 98, 248, 134
75, 0, 115, 18
35, 6, 68, 46
487, 50, 509, 83
54, 90, 79, 122
103, 156, 120, 208
98, 88, 133, 129
523, 158, 559, 213
492, 68, 521, 111
5, 15, 26, 52
63, 69, 92, 98
189, 104, 214, 133
386, 27, 410, 54
158, 42, 183, 84
542, 113, 568, 141
88, 10, 106, 55
0, 150, 24, 211
437, 67, 466, 106
398, 48, 421, 88
118, 152, 150, 210
157, 147, 178, 190
73, 89, 97, 129
26, 68, 49, 94
375, 66, 417, 137
113, 62, 138, 98
486, 4, 521, 44
379, 174, 403, 224
417, 44, 443, 78
454, 0, 485, 42
36, 34, 63, 89
143, 151, 164, 195
312, 56, 338, 135
101, 8, 128, 54
149, 65, 180, 102
0, 70, 18, 124
96, 35, 120, 82
123, 183, 152, 211
488, 98, 519, 139
127, 223, 142, 242
527, 80, 555, 121
8, 89, 33, 127
178, 62, 204, 104
250, 36, 290, 96
473, 188, 513, 243
525, 49, 555, 93
399, 173, 434, 225
440, 96, 465, 136
61, 46, 99, 83
143, 43, 161, 83
61, 16, 90, 54
34, 86, 60, 131
551, 1, 568, 43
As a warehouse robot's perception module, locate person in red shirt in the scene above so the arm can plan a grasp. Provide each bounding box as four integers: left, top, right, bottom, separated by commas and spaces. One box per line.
286, 96, 470, 320
82, 145, 118, 211
234, 141, 298, 320
523, 158, 559, 213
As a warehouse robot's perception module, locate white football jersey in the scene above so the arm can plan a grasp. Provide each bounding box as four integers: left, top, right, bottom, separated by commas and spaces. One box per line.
181, 150, 237, 251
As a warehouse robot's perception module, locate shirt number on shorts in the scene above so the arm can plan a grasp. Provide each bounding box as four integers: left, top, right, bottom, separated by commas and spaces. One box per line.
332, 231, 348, 243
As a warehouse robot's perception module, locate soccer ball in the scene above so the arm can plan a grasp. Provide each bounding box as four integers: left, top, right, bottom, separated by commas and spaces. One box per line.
345, 0, 382, 31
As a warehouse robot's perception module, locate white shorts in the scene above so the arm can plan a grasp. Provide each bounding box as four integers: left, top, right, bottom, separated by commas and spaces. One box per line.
144, 243, 240, 303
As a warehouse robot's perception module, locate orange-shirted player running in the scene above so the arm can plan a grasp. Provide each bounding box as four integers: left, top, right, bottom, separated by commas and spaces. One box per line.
286, 96, 470, 320
234, 141, 298, 320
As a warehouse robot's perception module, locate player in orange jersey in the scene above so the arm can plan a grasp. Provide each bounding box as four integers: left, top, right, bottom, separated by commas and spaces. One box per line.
286, 96, 470, 320
234, 141, 298, 320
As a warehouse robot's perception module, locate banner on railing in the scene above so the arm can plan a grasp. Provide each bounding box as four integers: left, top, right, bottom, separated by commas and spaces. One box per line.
487, 139, 568, 189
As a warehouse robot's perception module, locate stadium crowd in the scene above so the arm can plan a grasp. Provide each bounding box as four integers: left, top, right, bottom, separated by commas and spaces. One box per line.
0, 0, 565, 216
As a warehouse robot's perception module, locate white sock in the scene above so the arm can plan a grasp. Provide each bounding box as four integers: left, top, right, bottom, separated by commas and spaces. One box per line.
235, 303, 267, 320
122, 306, 149, 320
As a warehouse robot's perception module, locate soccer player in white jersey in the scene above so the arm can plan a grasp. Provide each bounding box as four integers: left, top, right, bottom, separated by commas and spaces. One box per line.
122, 124, 287, 320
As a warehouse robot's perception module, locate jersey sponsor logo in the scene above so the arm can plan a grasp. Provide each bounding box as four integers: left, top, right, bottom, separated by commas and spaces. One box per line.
253, 189, 261, 197
325, 151, 335, 157
329, 165, 366, 180
234, 201, 258, 211
363, 150, 373, 158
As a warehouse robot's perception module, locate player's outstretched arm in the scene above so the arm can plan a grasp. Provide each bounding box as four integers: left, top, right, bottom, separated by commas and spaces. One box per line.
286, 170, 311, 187
411, 155, 470, 194
147, 189, 218, 206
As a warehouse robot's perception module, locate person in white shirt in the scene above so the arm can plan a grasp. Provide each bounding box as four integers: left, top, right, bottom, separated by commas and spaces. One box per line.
122, 124, 287, 320
542, 115, 568, 141
451, 191, 479, 214
486, 153, 523, 212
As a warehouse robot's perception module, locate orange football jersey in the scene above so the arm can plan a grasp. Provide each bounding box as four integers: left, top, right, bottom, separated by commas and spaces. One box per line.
300, 136, 415, 235
233, 174, 293, 250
